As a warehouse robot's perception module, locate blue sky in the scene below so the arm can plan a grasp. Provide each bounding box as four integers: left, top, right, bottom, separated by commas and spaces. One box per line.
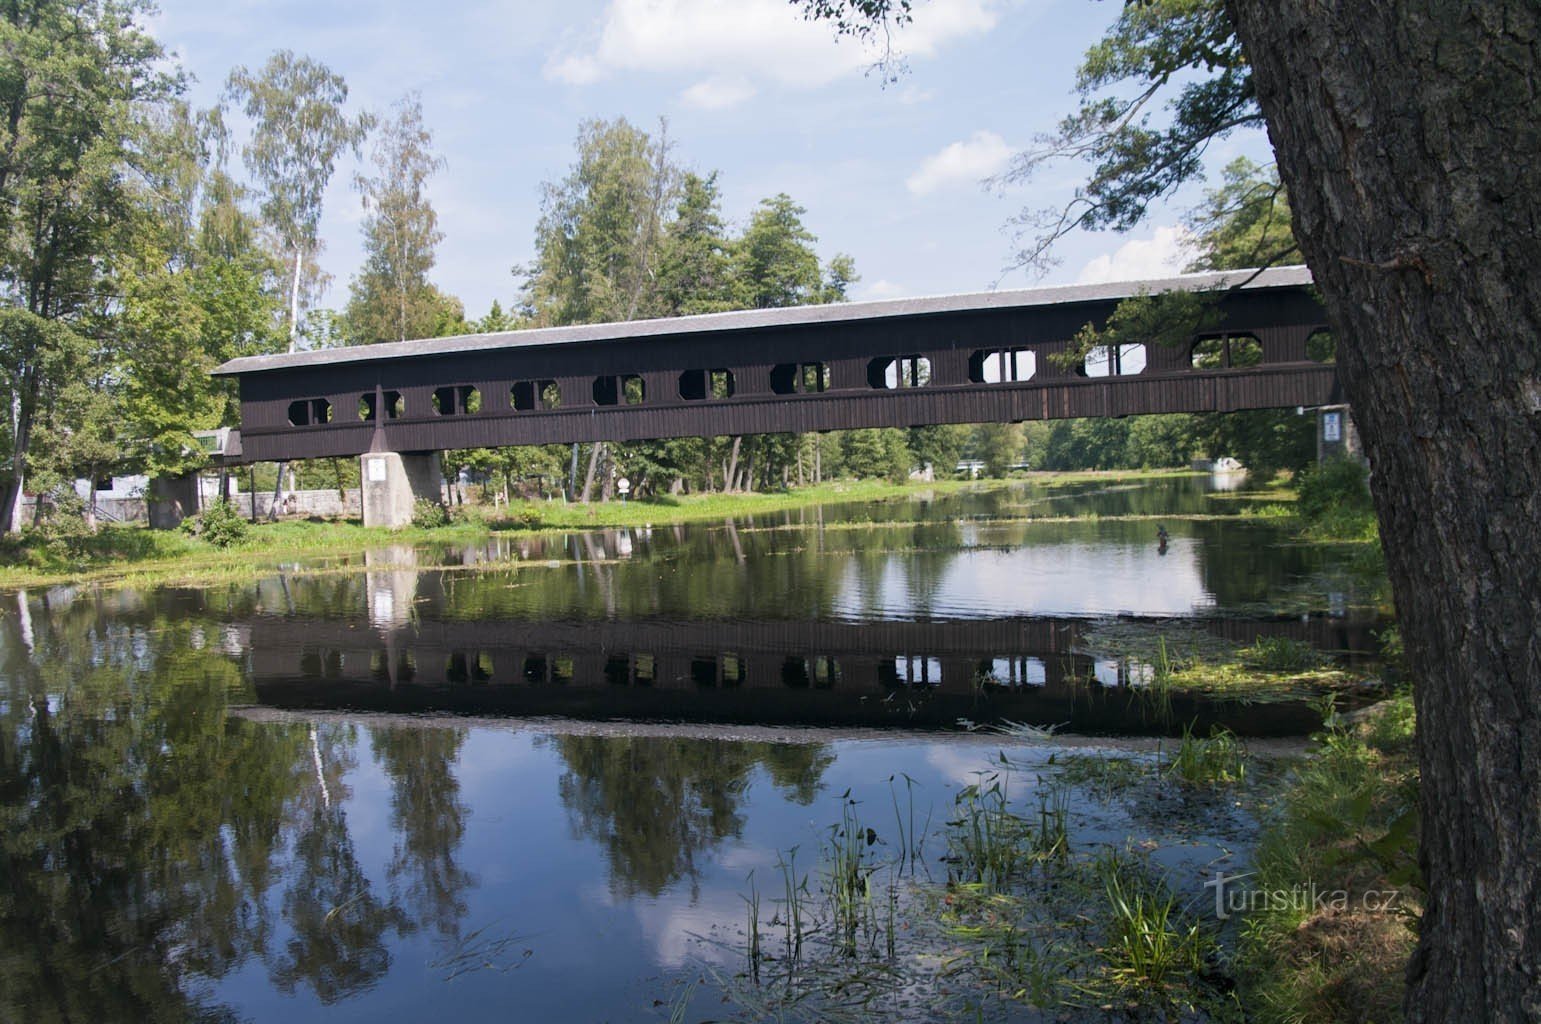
151, 0, 1276, 321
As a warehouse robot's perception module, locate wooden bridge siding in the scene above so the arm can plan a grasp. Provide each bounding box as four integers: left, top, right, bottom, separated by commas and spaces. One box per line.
230, 288, 1333, 463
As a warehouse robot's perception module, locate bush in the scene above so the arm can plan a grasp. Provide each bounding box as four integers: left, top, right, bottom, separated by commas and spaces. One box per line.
412, 498, 450, 528
1295, 457, 1373, 521
182, 499, 249, 548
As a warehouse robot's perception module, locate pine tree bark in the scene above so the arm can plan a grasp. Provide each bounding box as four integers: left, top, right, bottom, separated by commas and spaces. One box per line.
1228, 3, 1541, 1019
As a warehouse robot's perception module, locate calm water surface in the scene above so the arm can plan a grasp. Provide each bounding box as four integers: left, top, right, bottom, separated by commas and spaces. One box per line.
0, 477, 1384, 1022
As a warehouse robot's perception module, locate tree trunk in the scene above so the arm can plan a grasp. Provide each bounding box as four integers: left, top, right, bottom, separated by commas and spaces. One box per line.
268, 461, 286, 521
287, 249, 303, 354
580, 442, 603, 503
0, 366, 38, 535
1229, 4, 1541, 1020
725, 436, 741, 493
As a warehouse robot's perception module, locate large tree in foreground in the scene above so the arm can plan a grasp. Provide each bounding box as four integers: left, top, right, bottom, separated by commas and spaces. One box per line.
797, 1, 1540, 1018
1232, 6, 1539, 1019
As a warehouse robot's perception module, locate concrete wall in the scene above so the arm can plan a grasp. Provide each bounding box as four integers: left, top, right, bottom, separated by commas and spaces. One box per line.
361, 452, 443, 528
235, 487, 362, 520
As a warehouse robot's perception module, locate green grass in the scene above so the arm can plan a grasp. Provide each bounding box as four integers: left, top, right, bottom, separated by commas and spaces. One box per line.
0, 478, 982, 589
1164, 724, 1248, 787
1234, 693, 1419, 1023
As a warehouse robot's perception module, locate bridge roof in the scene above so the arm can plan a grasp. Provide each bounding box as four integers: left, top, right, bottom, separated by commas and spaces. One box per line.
214, 264, 1313, 377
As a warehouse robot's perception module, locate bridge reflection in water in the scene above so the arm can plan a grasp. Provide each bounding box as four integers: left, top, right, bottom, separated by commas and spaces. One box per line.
242, 552, 1379, 737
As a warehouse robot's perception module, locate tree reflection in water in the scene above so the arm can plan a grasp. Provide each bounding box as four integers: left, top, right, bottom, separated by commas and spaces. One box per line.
550, 735, 833, 898
0, 608, 474, 1021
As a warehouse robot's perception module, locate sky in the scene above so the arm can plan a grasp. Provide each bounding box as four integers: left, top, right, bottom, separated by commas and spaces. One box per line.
150, 0, 1276, 320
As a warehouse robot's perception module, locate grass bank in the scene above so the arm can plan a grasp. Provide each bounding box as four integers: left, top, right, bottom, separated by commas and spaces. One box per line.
0, 470, 1203, 590
1234, 693, 1419, 1022
695, 689, 1417, 1023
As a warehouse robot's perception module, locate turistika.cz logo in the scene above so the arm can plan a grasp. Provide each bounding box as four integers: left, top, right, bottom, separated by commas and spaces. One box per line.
1203, 870, 1404, 920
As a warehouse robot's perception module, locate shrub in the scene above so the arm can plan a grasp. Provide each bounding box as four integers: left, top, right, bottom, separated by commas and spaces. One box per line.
1294, 455, 1380, 535
183, 499, 249, 548
412, 498, 450, 528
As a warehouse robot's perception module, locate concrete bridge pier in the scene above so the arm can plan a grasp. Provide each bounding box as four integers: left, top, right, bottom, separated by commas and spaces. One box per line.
148, 473, 201, 529
1317, 405, 1365, 465
361, 452, 443, 529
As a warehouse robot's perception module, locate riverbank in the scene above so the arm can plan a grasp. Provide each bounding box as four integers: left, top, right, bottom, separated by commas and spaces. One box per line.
0, 471, 1199, 590
679, 690, 1417, 1022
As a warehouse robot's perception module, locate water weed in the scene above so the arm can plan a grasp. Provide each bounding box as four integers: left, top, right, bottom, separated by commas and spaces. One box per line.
1165, 725, 1248, 787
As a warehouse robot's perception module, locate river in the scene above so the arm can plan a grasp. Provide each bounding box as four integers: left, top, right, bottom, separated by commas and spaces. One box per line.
0, 475, 1387, 1022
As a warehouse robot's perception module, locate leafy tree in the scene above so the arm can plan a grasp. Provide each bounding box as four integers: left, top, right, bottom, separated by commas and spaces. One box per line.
739, 194, 824, 309
223, 51, 372, 352
654, 172, 739, 315
346, 93, 447, 344
522, 117, 680, 326
0, 0, 180, 532
1183, 156, 1299, 272
800, 1, 1541, 1017
906, 424, 968, 477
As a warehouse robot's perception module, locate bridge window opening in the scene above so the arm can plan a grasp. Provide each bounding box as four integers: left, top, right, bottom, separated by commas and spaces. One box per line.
522, 654, 547, 684
512, 379, 560, 411
970, 348, 1037, 384
781, 656, 809, 687
360, 390, 404, 420
868, 355, 931, 389
978, 655, 1047, 688
370, 650, 417, 682
892, 655, 942, 687
605, 654, 631, 686
679, 368, 736, 401
691, 656, 717, 686
813, 655, 839, 689
722, 652, 744, 686
446, 651, 493, 685
1082, 343, 1147, 378
432, 385, 482, 416
1307, 329, 1336, 363
592, 374, 645, 407
299, 647, 344, 679
287, 397, 332, 427
1191, 334, 1263, 369
771, 362, 829, 395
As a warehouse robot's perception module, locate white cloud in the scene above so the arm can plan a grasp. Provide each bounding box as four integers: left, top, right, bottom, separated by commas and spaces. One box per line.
905, 130, 1012, 196
1075, 225, 1195, 284
544, 0, 999, 95
858, 278, 907, 301
680, 75, 757, 110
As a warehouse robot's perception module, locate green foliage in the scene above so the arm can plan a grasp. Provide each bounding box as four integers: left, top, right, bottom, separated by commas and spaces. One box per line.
223, 50, 372, 346
1237, 696, 1419, 1021
411, 498, 450, 529
654, 172, 740, 316
1243, 636, 1324, 673
181, 499, 249, 548
1094, 851, 1220, 1009
1186, 157, 1301, 271
1295, 458, 1377, 539
1003, 0, 1255, 269
523, 117, 680, 326
346, 92, 449, 344
0, 0, 181, 529
1164, 725, 1246, 787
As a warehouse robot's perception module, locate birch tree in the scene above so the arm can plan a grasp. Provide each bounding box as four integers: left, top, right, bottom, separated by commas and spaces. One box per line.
224, 51, 371, 352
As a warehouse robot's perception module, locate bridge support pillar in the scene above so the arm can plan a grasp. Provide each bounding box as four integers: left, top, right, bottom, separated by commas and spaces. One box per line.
1317, 405, 1365, 465
361, 452, 443, 529
148, 473, 200, 530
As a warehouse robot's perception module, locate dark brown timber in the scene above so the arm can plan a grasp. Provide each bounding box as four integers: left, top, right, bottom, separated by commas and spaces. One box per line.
1228, 2, 1541, 1019
213, 268, 1339, 464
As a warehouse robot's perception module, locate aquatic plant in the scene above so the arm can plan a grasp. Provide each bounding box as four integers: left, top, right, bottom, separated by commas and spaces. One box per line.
1086, 851, 1220, 1011
1165, 724, 1248, 787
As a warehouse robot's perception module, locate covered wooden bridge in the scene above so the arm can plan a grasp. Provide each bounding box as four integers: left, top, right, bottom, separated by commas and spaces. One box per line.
211, 266, 1340, 526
